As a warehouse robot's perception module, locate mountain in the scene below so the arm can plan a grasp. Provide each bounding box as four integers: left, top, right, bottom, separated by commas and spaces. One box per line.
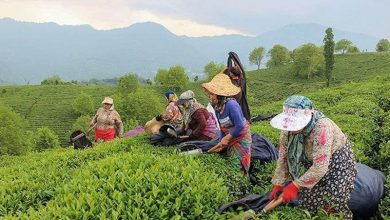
0, 18, 380, 84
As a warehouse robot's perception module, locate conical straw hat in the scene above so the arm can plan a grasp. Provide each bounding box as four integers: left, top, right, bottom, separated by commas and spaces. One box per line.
201, 73, 240, 97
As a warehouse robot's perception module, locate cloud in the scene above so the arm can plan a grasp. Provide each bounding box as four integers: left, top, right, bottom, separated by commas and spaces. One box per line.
0, 0, 389, 38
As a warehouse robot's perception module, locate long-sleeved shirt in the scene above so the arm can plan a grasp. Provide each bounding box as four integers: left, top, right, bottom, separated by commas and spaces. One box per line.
271, 117, 347, 189
91, 107, 124, 137
187, 108, 218, 140
215, 99, 246, 138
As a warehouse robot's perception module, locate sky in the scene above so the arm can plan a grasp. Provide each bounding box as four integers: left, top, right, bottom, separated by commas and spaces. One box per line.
0, 0, 389, 38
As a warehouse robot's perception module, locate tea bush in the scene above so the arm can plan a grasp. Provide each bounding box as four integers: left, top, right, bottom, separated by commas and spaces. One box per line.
32, 127, 60, 151
12, 153, 229, 219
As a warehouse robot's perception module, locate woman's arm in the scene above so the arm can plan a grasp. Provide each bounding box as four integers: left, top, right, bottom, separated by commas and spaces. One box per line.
190, 109, 207, 138
271, 132, 289, 186
226, 100, 245, 138
161, 103, 175, 121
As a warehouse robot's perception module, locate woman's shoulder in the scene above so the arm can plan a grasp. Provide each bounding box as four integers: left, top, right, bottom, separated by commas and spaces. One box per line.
226, 98, 239, 107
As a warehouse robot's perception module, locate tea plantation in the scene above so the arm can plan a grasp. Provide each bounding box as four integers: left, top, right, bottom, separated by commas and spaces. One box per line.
0, 52, 390, 219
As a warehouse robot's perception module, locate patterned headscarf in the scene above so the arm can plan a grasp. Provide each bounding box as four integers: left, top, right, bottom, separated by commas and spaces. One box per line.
285, 95, 325, 180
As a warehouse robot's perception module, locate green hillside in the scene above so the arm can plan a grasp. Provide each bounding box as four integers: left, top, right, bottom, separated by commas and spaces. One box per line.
0, 85, 115, 145
0, 52, 390, 219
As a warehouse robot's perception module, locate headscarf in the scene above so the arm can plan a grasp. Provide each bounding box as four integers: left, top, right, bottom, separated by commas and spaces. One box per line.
285, 96, 325, 180
181, 99, 203, 128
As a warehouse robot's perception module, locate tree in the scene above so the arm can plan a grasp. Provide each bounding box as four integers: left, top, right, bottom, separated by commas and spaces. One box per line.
193, 75, 199, 82
249, 47, 265, 70
335, 39, 353, 54
154, 65, 189, 92
376, 38, 390, 52
323, 28, 335, 87
203, 61, 224, 81
292, 43, 324, 79
266, 44, 291, 68
0, 104, 31, 155
41, 75, 65, 85
347, 46, 360, 53
118, 73, 140, 95
72, 92, 95, 116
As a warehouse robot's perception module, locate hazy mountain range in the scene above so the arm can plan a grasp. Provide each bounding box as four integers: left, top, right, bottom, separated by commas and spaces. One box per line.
0, 17, 380, 85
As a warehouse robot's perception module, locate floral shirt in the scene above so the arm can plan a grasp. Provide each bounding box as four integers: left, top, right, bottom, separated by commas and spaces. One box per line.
162, 102, 183, 129
91, 108, 124, 137
272, 118, 347, 189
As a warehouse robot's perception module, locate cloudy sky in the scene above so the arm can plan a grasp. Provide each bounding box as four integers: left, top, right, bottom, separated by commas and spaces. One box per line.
0, 0, 389, 38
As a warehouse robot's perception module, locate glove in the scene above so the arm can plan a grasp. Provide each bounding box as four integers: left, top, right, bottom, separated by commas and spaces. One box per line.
155, 115, 162, 121
269, 185, 283, 200
282, 182, 299, 203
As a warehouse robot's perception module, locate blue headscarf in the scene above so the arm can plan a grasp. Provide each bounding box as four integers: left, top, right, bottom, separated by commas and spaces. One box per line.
164, 90, 175, 99
285, 95, 325, 180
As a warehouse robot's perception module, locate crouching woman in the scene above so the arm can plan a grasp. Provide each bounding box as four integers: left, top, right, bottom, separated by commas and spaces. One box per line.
202, 74, 251, 176
269, 95, 356, 219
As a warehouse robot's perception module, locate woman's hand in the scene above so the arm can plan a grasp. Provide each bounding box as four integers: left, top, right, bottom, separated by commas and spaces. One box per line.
208, 134, 233, 153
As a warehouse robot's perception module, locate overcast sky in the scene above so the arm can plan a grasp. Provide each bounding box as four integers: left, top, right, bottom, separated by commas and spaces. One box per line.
1, 0, 389, 38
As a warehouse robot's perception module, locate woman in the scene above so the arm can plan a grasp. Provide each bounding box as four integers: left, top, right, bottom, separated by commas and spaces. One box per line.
155, 90, 183, 131
90, 97, 124, 142
202, 74, 251, 175
269, 95, 356, 219
176, 90, 219, 141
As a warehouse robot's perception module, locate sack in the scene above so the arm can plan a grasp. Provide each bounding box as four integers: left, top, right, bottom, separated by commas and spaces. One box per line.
70, 130, 92, 149
149, 124, 180, 146
144, 117, 164, 134
250, 132, 278, 163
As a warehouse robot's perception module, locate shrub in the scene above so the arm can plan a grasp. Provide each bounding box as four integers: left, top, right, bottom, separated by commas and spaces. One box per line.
72, 92, 95, 116
122, 88, 164, 124
0, 105, 31, 155
32, 127, 60, 151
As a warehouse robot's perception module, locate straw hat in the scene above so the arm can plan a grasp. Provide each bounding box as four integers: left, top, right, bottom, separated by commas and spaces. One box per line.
201, 74, 240, 97
270, 95, 313, 131
102, 97, 114, 105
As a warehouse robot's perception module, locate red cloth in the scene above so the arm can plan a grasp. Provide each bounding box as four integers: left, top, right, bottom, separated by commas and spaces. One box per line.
282, 182, 299, 203
95, 128, 116, 141
269, 185, 283, 200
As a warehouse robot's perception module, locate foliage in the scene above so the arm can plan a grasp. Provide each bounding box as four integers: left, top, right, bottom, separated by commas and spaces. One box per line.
121, 88, 164, 124
292, 43, 324, 79
266, 44, 291, 68
346, 46, 360, 53
323, 28, 335, 87
0, 104, 31, 155
376, 38, 390, 52
117, 73, 140, 95
249, 47, 265, 70
335, 39, 353, 54
154, 65, 189, 92
72, 92, 95, 116
41, 75, 65, 85
32, 127, 60, 151
204, 61, 225, 81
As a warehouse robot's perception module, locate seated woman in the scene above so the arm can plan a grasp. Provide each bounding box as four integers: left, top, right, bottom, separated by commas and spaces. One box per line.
176, 90, 219, 141
156, 90, 183, 131
90, 97, 123, 142
202, 74, 251, 176
269, 95, 356, 219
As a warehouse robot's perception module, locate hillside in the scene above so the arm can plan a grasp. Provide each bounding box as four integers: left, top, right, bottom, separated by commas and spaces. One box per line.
0, 85, 115, 145
0, 77, 389, 219
1, 52, 390, 146
0, 18, 380, 84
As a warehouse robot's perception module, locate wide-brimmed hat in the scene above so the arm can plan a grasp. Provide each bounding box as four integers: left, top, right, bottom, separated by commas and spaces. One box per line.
176, 90, 195, 106
201, 73, 240, 97
102, 97, 114, 105
270, 95, 314, 131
